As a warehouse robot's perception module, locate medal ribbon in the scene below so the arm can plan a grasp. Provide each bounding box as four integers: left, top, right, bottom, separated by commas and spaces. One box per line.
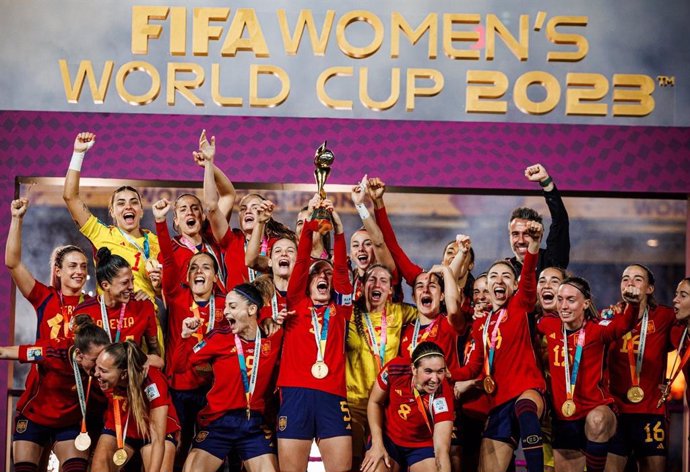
363, 307, 387, 370
72, 351, 92, 434
311, 306, 332, 363
113, 396, 130, 451
666, 328, 690, 389
563, 323, 586, 401
234, 329, 262, 419
179, 235, 200, 254
99, 297, 127, 342
412, 385, 434, 434
270, 292, 280, 322
411, 317, 439, 352
191, 298, 216, 333
59, 291, 85, 337
627, 307, 649, 388
244, 238, 267, 283
482, 309, 507, 376
117, 228, 150, 260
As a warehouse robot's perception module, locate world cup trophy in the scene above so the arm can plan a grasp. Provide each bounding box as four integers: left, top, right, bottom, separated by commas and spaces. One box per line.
311, 141, 335, 234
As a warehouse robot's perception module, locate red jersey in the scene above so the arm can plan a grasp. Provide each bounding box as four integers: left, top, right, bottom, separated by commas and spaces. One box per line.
104, 368, 179, 440
173, 325, 283, 427
537, 303, 639, 421
16, 338, 85, 427
457, 251, 545, 409
374, 207, 423, 286
258, 288, 288, 323
218, 227, 251, 290
399, 315, 462, 381
606, 304, 676, 414
377, 357, 454, 448
459, 327, 491, 418
74, 297, 157, 346
278, 220, 353, 397
27, 281, 87, 340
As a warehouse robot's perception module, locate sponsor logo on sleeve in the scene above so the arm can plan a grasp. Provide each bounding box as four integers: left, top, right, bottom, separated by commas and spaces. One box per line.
432, 398, 449, 414
144, 383, 161, 401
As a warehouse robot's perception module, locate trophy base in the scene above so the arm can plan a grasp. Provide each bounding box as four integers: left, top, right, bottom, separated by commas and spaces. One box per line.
310, 208, 333, 234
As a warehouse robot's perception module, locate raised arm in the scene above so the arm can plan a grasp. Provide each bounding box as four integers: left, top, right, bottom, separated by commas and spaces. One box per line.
351, 178, 396, 274
368, 178, 423, 285
198, 131, 230, 243
193, 130, 236, 222
322, 200, 353, 295
152, 199, 182, 297
62, 132, 96, 228
5, 199, 36, 297
245, 200, 272, 272
525, 164, 570, 269
448, 235, 471, 282
516, 221, 543, 311
287, 214, 316, 307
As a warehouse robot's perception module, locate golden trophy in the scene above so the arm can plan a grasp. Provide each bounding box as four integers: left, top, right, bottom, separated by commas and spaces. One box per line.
311, 141, 335, 234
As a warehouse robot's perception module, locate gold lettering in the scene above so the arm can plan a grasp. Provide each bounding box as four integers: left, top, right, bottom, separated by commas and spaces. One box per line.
249, 64, 290, 108
336, 10, 384, 59
546, 16, 589, 62
193, 8, 230, 56
131, 6, 169, 55
612, 74, 655, 117
211, 64, 242, 106
316, 67, 353, 110
566, 73, 608, 116
277, 9, 335, 56
465, 70, 508, 113
391, 12, 437, 59
115, 61, 161, 106
442, 14, 480, 60
221, 8, 269, 57
169, 7, 187, 55
166, 62, 205, 106
513, 71, 560, 115
406, 68, 444, 112
359, 67, 400, 111
486, 14, 529, 61
59, 60, 114, 104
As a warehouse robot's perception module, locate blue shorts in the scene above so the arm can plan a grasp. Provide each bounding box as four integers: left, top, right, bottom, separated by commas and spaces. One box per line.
170, 387, 208, 432
13, 415, 80, 446
102, 428, 178, 449
192, 410, 275, 461
367, 434, 434, 469
277, 387, 352, 440
608, 414, 667, 458
483, 395, 544, 446
551, 417, 587, 451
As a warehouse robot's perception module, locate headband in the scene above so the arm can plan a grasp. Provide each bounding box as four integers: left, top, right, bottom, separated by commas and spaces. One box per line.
233, 287, 263, 309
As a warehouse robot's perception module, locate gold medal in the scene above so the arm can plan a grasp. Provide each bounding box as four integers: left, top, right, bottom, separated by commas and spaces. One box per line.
74, 432, 91, 451
113, 448, 128, 466
311, 361, 329, 379
561, 399, 576, 418
482, 375, 496, 394
627, 386, 644, 403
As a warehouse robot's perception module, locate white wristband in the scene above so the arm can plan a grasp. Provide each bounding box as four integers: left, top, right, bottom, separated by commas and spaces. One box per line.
69, 151, 85, 172
355, 203, 370, 220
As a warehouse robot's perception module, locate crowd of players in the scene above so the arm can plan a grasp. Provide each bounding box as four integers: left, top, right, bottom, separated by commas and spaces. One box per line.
2, 130, 690, 472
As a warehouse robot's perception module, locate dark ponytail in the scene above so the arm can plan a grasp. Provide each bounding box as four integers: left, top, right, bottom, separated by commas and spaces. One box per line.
95, 247, 130, 287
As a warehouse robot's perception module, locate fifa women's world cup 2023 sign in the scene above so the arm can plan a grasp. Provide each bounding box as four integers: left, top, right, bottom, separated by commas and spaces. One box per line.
2, 0, 687, 125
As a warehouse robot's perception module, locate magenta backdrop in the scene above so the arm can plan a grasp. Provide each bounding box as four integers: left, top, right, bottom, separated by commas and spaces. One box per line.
0, 110, 689, 462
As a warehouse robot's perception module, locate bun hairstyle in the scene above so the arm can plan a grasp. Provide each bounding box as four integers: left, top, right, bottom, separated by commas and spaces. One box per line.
95, 248, 131, 287
411, 341, 445, 368
49, 245, 87, 289
560, 276, 600, 322
72, 314, 110, 353
102, 341, 150, 438
251, 275, 276, 306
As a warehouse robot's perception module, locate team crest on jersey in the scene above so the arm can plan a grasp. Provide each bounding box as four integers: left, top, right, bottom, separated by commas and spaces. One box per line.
261, 341, 271, 357
278, 416, 287, 431
646, 321, 656, 333
433, 398, 449, 414
26, 347, 43, 361
144, 384, 161, 401
15, 419, 28, 434
195, 431, 209, 443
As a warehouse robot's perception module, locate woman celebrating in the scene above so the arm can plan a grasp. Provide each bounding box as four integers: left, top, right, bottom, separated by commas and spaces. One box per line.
1, 315, 110, 472
457, 222, 546, 472
362, 341, 454, 472
346, 263, 417, 468
92, 341, 180, 472
6, 198, 89, 340
277, 198, 353, 472
75, 248, 161, 364
537, 278, 640, 472
174, 280, 283, 472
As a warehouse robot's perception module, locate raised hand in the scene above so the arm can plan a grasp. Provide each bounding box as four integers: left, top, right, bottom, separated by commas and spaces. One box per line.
10, 198, 29, 218
181, 316, 202, 339
524, 163, 549, 183
73, 132, 96, 154
256, 200, 274, 224
152, 198, 172, 222
193, 129, 216, 167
